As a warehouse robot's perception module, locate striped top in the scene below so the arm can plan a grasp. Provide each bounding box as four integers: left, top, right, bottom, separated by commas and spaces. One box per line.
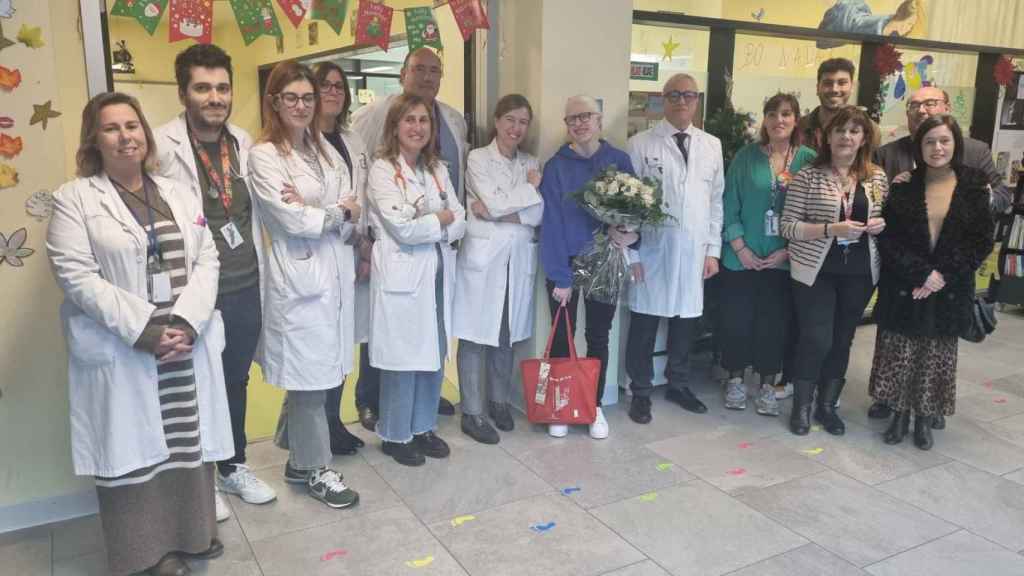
781, 165, 887, 286
96, 219, 202, 488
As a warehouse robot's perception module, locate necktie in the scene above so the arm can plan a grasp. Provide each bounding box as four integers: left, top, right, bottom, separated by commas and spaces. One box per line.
674, 132, 689, 165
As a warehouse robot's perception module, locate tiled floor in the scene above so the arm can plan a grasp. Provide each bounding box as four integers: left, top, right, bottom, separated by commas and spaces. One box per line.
8, 310, 1024, 575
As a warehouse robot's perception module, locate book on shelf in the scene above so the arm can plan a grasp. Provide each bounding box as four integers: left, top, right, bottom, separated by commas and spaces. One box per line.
1005, 254, 1024, 278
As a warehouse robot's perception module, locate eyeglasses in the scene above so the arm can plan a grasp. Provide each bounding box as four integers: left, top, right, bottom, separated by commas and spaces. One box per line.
409, 65, 443, 78
908, 98, 945, 112
664, 90, 700, 104
277, 92, 316, 108
564, 111, 598, 126
319, 81, 346, 94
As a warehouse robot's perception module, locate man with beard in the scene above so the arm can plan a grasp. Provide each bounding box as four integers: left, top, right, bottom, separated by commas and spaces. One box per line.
799, 58, 880, 152
155, 44, 276, 522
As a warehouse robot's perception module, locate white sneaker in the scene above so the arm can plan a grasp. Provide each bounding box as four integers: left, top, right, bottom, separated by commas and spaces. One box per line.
217, 464, 277, 505
774, 382, 794, 400
214, 491, 231, 523
548, 423, 568, 438
589, 408, 609, 439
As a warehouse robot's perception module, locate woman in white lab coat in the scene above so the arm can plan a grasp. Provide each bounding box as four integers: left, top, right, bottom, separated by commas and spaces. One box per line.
248, 60, 359, 509
47, 92, 232, 576
453, 94, 543, 444
367, 93, 467, 466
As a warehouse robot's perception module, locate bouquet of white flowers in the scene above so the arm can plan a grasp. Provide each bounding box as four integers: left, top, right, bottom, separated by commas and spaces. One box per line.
571, 166, 671, 304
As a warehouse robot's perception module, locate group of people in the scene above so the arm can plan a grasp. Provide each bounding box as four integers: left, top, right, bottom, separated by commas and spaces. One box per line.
44, 44, 1003, 575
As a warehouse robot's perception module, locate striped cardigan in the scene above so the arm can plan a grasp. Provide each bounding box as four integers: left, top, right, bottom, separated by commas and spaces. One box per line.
781, 165, 888, 286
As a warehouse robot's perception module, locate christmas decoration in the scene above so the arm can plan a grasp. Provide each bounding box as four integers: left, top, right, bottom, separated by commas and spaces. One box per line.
449, 0, 489, 42
355, 0, 392, 51
230, 0, 282, 46
111, 0, 168, 35
277, 0, 307, 29
312, 0, 348, 35
404, 6, 441, 52
661, 36, 680, 62
169, 0, 213, 44
994, 55, 1015, 87
873, 44, 902, 77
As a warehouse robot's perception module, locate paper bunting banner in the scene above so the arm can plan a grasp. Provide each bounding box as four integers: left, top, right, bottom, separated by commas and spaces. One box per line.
230, 0, 282, 45
405, 6, 441, 52
111, 0, 167, 35
355, 0, 392, 51
169, 0, 213, 44
312, 0, 348, 35
277, 0, 307, 29
448, 0, 489, 42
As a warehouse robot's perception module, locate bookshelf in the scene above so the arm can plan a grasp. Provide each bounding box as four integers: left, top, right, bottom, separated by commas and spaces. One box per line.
995, 175, 1024, 306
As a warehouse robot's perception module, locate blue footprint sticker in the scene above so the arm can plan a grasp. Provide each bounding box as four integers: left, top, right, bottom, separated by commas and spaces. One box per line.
560, 486, 581, 496
530, 522, 556, 533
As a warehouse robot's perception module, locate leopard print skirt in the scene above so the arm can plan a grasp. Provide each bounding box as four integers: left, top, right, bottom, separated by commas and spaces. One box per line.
869, 329, 958, 416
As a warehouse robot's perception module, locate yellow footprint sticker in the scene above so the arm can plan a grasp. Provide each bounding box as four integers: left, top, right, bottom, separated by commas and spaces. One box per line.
450, 515, 476, 527
801, 448, 824, 455
639, 492, 658, 502
405, 555, 434, 568
656, 462, 673, 471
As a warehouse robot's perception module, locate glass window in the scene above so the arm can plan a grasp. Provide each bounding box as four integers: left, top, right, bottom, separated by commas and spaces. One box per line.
629, 24, 710, 137
731, 34, 861, 128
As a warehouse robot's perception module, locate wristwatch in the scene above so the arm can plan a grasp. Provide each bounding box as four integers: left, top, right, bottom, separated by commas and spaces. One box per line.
343, 207, 352, 222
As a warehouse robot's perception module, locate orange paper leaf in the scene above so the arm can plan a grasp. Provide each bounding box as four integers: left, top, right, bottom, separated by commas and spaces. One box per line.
0, 134, 22, 159
0, 65, 21, 91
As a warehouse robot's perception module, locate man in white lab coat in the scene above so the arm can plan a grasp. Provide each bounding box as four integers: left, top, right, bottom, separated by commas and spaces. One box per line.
351, 47, 468, 418
624, 74, 725, 424
154, 44, 276, 517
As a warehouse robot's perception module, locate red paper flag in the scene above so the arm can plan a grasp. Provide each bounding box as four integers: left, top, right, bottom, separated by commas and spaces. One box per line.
448, 0, 489, 42
168, 0, 213, 44
277, 0, 307, 29
355, 0, 392, 51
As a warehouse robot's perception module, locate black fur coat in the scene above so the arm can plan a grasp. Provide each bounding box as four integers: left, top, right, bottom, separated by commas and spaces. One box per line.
874, 166, 995, 338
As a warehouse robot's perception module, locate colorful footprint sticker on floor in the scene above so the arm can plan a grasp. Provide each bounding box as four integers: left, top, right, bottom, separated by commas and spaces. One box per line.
995, 398, 1008, 404
656, 462, 674, 471
801, 448, 824, 456
320, 549, 347, 561
811, 425, 822, 432
737, 442, 753, 449
530, 522, 556, 533
450, 515, 476, 527
639, 492, 658, 502
405, 555, 434, 568
560, 486, 581, 495
726, 468, 747, 476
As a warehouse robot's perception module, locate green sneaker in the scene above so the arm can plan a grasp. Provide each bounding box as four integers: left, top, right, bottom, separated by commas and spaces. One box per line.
308, 467, 359, 509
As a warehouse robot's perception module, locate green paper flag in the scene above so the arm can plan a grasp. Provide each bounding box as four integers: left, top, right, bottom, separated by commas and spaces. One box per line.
229, 0, 283, 46
312, 0, 349, 36
405, 6, 442, 52
111, 0, 168, 36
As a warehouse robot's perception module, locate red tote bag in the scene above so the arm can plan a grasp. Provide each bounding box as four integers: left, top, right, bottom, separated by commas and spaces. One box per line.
520, 303, 600, 425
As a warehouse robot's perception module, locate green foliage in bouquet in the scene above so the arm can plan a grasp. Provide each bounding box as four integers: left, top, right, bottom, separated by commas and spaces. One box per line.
571, 165, 673, 228
704, 105, 756, 170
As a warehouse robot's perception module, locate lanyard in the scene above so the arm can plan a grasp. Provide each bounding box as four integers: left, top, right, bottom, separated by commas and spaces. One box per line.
832, 168, 856, 221
768, 146, 793, 209
112, 177, 165, 263
190, 129, 234, 217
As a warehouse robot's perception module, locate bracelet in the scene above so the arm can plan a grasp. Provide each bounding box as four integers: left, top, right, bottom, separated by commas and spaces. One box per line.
738, 246, 752, 255
824, 223, 830, 237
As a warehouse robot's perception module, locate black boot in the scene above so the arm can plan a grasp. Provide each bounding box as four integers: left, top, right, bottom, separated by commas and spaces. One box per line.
914, 415, 934, 450
328, 419, 364, 455
883, 411, 910, 444
814, 378, 846, 436
931, 414, 946, 430
789, 379, 814, 435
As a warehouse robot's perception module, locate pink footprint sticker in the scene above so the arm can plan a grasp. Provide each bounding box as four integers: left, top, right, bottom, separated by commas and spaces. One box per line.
321, 549, 348, 561
737, 442, 753, 449
726, 468, 747, 476
994, 398, 1008, 404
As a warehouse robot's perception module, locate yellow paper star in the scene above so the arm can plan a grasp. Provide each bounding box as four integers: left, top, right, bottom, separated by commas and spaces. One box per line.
661, 36, 680, 61
30, 100, 61, 130
16, 24, 44, 49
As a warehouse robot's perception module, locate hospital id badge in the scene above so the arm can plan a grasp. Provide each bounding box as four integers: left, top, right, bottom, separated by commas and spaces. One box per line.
764, 209, 780, 237
837, 237, 859, 247
149, 270, 173, 303
220, 220, 244, 250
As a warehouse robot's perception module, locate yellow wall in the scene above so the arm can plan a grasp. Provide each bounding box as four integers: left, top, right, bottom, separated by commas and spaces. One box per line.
0, 1, 92, 508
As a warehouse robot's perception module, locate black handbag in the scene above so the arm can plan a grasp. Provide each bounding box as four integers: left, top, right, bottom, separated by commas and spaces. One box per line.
961, 296, 997, 343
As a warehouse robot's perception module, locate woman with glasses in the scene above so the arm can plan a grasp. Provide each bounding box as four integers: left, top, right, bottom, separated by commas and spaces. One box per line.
248, 60, 360, 508
366, 93, 466, 466
539, 95, 637, 440
870, 115, 994, 450
781, 105, 888, 436
719, 93, 816, 416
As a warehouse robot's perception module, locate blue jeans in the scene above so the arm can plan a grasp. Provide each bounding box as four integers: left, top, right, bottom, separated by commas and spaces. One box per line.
377, 369, 443, 443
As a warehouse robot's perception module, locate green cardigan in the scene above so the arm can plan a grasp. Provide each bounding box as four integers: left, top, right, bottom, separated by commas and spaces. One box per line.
721, 142, 816, 272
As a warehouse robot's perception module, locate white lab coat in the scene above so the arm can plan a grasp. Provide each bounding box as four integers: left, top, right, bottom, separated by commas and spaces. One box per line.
46, 174, 233, 478
453, 140, 543, 346
627, 120, 724, 318
351, 94, 469, 200
247, 138, 357, 390
367, 157, 466, 371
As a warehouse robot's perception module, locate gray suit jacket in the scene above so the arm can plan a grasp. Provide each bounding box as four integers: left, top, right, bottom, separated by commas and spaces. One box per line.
874, 135, 1010, 214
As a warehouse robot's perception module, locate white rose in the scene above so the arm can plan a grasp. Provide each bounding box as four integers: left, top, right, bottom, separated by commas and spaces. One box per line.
608, 182, 620, 195
596, 182, 607, 194
624, 185, 637, 197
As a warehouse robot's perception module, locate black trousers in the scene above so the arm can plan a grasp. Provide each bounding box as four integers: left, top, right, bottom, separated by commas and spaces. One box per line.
216, 283, 262, 469
545, 280, 616, 406
625, 310, 699, 398
353, 342, 380, 412
791, 272, 874, 383
718, 268, 791, 376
